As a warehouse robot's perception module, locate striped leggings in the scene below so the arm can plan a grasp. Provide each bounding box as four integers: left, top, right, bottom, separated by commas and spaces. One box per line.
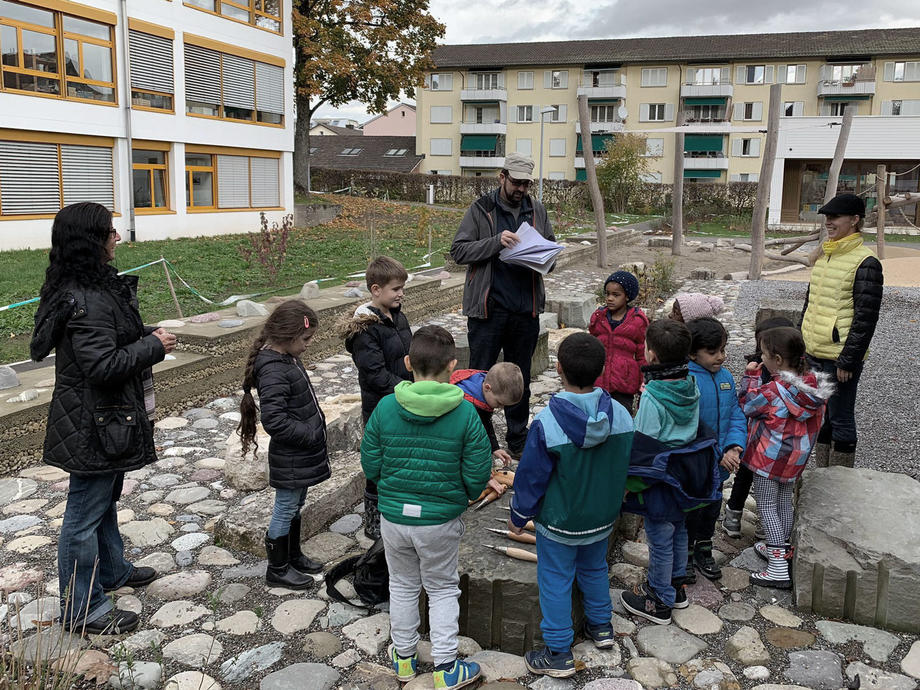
752, 475, 795, 545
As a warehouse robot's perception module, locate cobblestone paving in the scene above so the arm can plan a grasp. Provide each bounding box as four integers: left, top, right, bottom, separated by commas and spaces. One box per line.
1, 265, 917, 690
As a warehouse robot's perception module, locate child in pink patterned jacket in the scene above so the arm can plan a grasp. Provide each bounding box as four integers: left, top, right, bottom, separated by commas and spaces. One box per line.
739, 327, 833, 590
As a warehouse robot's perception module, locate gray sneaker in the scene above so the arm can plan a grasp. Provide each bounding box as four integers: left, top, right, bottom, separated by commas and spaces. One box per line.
722, 508, 742, 538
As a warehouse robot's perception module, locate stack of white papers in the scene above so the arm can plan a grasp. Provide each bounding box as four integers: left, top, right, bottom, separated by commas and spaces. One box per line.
498, 222, 564, 275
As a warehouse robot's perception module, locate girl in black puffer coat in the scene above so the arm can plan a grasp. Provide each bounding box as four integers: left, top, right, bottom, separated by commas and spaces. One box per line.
238, 300, 330, 590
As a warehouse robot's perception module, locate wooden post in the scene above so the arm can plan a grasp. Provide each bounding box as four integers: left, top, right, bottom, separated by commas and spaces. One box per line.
577, 94, 608, 268
161, 257, 183, 319
808, 108, 854, 264
672, 111, 684, 256
749, 83, 783, 280
876, 164, 886, 260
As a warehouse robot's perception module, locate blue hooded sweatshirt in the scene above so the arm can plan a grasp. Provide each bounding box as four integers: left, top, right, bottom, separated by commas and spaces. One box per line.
688, 361, 747, 481
510, 389, 634, 545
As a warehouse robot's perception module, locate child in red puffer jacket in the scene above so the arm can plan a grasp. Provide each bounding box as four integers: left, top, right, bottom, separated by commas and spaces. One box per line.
589, 271, 648, 414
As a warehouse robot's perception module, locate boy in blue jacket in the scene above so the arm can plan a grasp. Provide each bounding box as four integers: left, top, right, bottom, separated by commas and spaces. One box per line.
685, 317, 746, 582
509, 333, 634, 678
621, 320, 720, 626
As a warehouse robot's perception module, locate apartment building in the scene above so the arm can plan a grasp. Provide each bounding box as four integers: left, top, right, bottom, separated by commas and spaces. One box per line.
417, 28, 920, 227
0, 0, 294, 251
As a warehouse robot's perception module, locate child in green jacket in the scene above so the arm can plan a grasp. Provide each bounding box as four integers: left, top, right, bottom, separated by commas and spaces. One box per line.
361, 325, 492, 690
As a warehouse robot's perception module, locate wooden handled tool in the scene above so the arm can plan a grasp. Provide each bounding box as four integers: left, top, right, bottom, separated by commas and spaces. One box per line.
482, 544, 538, 563
472, 489, 501, 511
491, 470, 515, 488
486, 527, 537, 545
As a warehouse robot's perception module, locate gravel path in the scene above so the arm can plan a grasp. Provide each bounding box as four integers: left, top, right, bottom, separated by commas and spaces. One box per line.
733, 280, 920, 480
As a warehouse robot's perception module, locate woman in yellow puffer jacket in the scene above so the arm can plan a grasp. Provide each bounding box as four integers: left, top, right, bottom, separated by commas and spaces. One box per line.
800, 193, 884, 468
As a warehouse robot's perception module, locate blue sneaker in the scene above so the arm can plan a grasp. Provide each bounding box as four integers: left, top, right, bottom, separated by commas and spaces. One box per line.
524, 647, 576, 678
388, 644, 417, 681
433, 659, 481, 690
583, 620, 615, 649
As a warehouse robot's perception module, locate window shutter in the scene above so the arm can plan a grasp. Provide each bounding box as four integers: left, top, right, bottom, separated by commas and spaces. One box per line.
749, 173, 759, 182
442, 73, 453, 90
497, 72, 505, 88
793, 101, 804, 116
639, 104, 649, 122
559, 71, 568, 88
733, 103, 743, 120
904, 100, 920, 115
686, 68, 696, 84
0, 141, 60, 214
753, 102, 763, 120
543, 70, 552, 88
731, 138, 742, 156
61, 145, 114, 211
883, 62, 895, 81
720, 67, 730, 83
881, 100, 893, 116
664, 103, 675, 121
557, 104, 567, 122
430, 138, 451, 156
777, 65, 787, 84
795, 65, 806, 83
217, 155, 250, 208
250, 157, 279, 207
221, 54, 255, 110
765, 65, 774, 83
129, 30, 173, 94
735, 66, 745, 84
184, 44, 220, 107
255, 62, 284, 115
751, 139, 761, 157
906, 62, 920, 81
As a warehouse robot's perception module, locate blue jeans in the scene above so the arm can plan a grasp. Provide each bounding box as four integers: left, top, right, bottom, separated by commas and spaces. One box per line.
644, 517, 688, 608
807, 355, 863, 451
59, 472, 133, 626
536, 532, 612, 652
267, 487, 308, 538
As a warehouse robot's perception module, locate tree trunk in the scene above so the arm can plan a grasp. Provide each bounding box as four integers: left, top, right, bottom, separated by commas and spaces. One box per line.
294, 95, 314, 193
671, 111, 684, 256
749, 83, 783, 280
876, 164, 886, 260
808, 108, 854, 264
576, 95, 608, 268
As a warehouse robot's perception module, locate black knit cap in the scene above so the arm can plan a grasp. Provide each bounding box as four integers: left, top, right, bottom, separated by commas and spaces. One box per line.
819, 193, 865, 217
604, 271, 640, 302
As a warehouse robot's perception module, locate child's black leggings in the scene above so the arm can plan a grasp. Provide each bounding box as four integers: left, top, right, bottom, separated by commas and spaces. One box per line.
686, 484, 722, 544
727, 465, 755, 512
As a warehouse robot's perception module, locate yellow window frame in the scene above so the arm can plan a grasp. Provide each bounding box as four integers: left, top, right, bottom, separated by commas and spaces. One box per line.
0, 2, 116, 106
131, 88, 174, 113
185, 154, 217, 210
182, 0, 282, 35
133, 149, 170, 213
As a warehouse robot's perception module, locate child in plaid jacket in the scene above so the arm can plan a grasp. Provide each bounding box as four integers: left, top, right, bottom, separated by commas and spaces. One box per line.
738, 327, 834, 589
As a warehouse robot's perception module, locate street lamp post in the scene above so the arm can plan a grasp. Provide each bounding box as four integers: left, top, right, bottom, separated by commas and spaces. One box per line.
537, 106, 557, 202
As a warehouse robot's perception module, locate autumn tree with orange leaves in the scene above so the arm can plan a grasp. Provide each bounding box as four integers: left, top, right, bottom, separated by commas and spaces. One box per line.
292, 0, 445, 191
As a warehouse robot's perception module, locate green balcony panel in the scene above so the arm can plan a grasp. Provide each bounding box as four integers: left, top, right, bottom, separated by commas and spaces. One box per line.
684, 97, 727, 106
684, 135, 724, 153
576, 133, 614, 153
576, 169, 587, 181
821, 94, 871, 101
684, 169, 722, 178
460, 134, 498, 152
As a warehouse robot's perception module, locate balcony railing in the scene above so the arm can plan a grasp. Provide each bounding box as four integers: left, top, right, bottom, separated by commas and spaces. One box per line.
460, 88, 508, 101
459, 121, 507, 134
683, 153, 729, 170
575, 119, 625, 134
459, 155, 505, 168
680, 82, 733, 98
818, 64, 877, 96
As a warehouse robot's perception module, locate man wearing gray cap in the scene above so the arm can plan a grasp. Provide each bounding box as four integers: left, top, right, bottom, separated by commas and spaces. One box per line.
450, 153, 555, 457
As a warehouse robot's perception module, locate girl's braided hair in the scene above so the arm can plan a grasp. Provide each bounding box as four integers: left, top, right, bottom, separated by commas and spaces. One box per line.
237, 299, 319, 456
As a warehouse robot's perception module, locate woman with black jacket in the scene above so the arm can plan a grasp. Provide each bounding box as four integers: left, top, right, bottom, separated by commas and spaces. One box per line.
800, 193, 884, 468
30, 202, 175, 635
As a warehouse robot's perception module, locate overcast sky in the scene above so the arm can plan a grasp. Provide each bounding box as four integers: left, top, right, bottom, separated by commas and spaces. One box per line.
315, 0, 920, 124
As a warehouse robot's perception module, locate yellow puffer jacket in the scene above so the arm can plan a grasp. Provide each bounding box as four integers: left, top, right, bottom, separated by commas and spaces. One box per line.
801, 233, 876, 362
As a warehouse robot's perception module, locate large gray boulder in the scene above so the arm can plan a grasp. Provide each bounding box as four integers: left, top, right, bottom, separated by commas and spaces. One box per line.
222, 427, 270, 491
545, 292, 596, 329
793, 467, 920, 632
213, 450, 364, 556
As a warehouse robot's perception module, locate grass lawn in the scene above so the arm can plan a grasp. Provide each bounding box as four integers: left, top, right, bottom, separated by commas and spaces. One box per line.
0, 195, 465, 364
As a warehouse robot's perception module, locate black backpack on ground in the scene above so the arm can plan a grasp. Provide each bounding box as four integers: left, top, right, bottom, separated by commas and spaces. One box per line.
325, 538, 389, 609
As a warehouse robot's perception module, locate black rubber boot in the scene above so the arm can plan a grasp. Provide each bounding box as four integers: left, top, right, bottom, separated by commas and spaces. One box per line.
693, 540, 722, 580
265, 534, 315, 590
289, 516, 323, 576
364, 491, 381, 541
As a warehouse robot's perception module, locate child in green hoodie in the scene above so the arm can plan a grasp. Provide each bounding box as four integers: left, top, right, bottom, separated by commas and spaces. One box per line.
361, 325, 492, 690
622, 319, 702, 625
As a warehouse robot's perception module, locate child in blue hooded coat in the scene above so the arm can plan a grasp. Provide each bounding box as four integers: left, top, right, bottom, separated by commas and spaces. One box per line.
685, 317, 746, 582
